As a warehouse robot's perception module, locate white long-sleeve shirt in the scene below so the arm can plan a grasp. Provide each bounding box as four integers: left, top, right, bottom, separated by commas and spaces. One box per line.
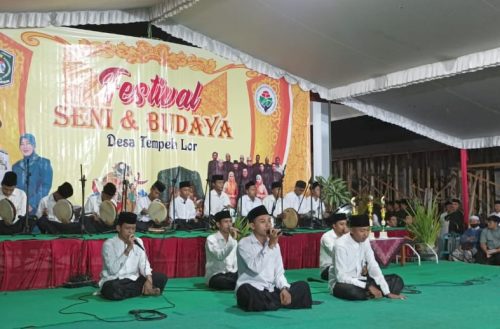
203, 190, 230, 217
262, 195, 283, 218
240, 195, 262, 217
134, 195, 153, 222
304, 196, 326, 219
99, 236, 152, 288
169, 196, 196, 220
205, 231, 238, 284
319, 229, 341, 273
236, 233, 290, 292
84, 194, 117, 214
0, 187, 27, 223
283, 191, 308, 214
329, 233, 390, 295
37, 194, 76, 222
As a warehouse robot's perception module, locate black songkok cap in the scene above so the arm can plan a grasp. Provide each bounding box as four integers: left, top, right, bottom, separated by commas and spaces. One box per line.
118, 211, 137, 225
102, 182, 117, 196
153, 180, 166, 193
245, 181, 255, 189
311, 182, 321, 189
179, 181, 191, 189
271, 181, 282, 189
349, 214, 370, 227
57, 182, 73, 198
1, 171, 17, 186
487, 215, 500, 222
326, 213, 347, 226
247, 205, 269, 222
212, 175, 224, 182
295, 180, 306, 189
451, 198, 461, 204
214, 210, 231, 222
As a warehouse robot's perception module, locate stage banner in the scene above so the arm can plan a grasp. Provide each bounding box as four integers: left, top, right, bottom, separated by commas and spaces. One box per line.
0, 27, 310, 214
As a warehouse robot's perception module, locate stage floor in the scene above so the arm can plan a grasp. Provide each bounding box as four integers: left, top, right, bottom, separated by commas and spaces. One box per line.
2, 262, 499, 329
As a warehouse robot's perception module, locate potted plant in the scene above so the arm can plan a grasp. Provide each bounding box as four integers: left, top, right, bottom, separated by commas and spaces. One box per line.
315, 176, 351, 211
406, 198, 441, 259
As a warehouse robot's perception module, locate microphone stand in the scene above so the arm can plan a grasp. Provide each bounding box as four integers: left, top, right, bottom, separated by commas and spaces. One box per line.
170, 167, 180, 230
79, 164, 88, 235
297, 176, 312, 227
279, 165, 286, 221
237, 182, 243, 217
22, 158, 31, 234
121, 168, 129, 213
203, 178, 211, 229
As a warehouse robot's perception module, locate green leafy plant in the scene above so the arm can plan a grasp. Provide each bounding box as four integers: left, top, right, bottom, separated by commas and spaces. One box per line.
232, 215, 251, 241
406, 199, 441, 247
315, 176, 351, 210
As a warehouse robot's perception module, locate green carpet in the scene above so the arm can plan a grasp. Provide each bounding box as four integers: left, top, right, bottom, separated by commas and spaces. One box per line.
2, 262, 499, 329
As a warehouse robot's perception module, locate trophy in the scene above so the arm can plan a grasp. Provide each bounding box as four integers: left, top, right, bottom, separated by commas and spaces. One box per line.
350, 197, 357, 215
367, 195, 375, 239
379, 196, 388, 238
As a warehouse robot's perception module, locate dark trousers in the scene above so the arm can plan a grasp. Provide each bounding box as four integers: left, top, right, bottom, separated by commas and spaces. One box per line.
101, 273, 168, 301
0, 216, 35, 235
37, 216, 82, 234
333, 274, 404, 301
208, 272, 238, 290
175, 219, 205, 230
136, 221, 153, 233
320, 267, 330, 281
82, 216, 115, 234
476, 249, 500, 265
236, 281, 312, 312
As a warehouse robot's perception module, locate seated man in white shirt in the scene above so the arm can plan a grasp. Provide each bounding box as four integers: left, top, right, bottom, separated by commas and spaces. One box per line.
36, 182, 81, 234
236, 205, 312, 311
99, 212, 168, 300
319, 213, 348, 280
305, 182, 326, 221
240, 181, 262, 217
134, 180, 166, 232
169, 181, 200, 230
263, 181, 283, 226
0, 171, 29, 234
330, 214, 406, 301
205, 210, 238, 290
283, 180, 309, 227
83, 182, 117, 234
204, 175, 231, 218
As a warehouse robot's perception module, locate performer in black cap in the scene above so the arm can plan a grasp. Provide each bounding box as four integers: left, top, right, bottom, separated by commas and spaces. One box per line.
133, 180, 166, 232
205, 210, 238, 290
319, 213, 348, 280
169, 180, 199, 230
262, 181, 283, 224
82, 182, 117, 234
329, 214, 406, 301
203, 175, 231, 217
36, 182, 80, 234
99, 212, 168, 300
305, 182, 327, 220
283, 180, 308, 216
236, 205, 312, 311
240, 181, 262, 217
0, 171, 28, 234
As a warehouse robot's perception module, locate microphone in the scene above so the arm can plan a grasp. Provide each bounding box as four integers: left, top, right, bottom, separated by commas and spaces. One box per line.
134, 239, 145, 251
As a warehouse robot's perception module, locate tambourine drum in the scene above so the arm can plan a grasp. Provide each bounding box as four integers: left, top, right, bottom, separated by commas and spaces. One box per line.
334, 203, 352, 216
0, 198, 16, 225
148, 226, 166, 234
282, 208, 298, 229
148, 200, 167, 225
53, 199, 73, 224
99, 200, 117, 226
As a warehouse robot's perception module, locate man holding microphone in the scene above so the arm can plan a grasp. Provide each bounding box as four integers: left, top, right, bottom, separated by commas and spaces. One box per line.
235, 205, 312, 311
99, 212, 168, 300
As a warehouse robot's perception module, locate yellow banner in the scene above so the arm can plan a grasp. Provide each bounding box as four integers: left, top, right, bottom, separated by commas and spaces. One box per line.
0, 27, 310, 213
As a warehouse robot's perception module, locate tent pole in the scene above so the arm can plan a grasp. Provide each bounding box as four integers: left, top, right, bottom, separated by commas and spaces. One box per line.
460, 149, 469, 227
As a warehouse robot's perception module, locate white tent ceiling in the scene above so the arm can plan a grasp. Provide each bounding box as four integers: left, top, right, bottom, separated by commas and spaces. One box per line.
2, 0, 500, 149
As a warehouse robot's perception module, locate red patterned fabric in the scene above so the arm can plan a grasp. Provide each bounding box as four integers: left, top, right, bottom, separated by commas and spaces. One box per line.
0, 233, 322, 291
370, 238, 405, 267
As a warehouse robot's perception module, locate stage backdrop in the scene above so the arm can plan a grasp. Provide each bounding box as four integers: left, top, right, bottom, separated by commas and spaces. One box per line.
0, 27, 310, 212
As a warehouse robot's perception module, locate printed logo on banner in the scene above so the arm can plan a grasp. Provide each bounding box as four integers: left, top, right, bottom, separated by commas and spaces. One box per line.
255, 84, 277, 115
0, 50, 14, 87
